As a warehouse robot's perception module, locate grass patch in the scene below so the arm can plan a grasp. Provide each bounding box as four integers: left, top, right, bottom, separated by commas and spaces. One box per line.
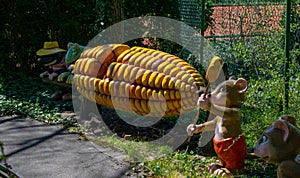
93, 135, 173, 162
126, 152, 277, 177
94, 133, 278, 177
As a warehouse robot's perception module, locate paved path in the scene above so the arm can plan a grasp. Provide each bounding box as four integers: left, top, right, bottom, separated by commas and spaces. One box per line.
0, 116, 130, 178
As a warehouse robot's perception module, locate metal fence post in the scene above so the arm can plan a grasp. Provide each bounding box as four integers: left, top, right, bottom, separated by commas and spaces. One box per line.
284, 0, 291, 111
200, 0, 205, 64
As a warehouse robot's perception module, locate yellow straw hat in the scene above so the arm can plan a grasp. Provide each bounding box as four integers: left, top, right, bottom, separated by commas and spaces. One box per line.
36, 41, 66, 56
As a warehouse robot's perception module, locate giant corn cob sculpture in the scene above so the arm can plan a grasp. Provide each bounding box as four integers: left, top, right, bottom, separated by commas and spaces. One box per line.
74, 44, 205, 117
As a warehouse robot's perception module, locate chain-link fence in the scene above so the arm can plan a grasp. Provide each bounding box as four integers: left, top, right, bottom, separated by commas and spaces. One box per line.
179, 0, 286, 75
178, 0, 299, 110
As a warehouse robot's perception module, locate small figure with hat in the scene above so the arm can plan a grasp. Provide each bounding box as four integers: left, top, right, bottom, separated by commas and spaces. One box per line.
36, 41, 73, 101
36, 41, 69, 80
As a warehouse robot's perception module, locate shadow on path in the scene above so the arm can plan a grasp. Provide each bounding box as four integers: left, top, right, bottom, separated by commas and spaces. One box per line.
0, 116, 130, 178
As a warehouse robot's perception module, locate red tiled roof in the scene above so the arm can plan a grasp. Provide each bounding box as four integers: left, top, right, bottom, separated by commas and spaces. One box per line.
204, 5, 285, 37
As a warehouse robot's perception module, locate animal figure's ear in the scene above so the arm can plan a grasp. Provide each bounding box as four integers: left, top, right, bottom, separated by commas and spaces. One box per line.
274, 119, 289, 142
67, 42, 73, 49
281, 115, 297, 127
233, 78, 248, 94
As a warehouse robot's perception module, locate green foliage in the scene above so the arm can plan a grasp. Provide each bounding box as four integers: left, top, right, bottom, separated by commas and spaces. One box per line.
281, 0, 300, 51
0, 70, 76, 126
122, 1, 181, 56
122, 0, 180, 19
125, 150, 277, 177
94, 135, 174, 162
0, 0, 97, 71
0, 142, 6, 162
212, 36, 285, 80
94, 0, 122, 32
134, 152, 217, 177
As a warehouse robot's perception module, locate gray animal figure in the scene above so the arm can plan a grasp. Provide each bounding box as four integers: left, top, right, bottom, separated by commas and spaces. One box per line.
252, 115, 300, 178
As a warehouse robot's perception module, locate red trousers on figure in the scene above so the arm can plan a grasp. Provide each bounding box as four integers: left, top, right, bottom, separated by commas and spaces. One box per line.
213, 135, 247, 169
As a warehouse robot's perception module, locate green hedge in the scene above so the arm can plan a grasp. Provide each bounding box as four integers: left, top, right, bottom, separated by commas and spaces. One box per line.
0, 0, 183, 71
0, 0, 97, 71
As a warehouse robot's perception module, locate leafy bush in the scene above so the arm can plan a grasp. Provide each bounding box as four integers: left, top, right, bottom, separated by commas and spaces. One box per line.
0, 70, 76, 126
212, 36, 285, 80
0, 0, 97, 71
